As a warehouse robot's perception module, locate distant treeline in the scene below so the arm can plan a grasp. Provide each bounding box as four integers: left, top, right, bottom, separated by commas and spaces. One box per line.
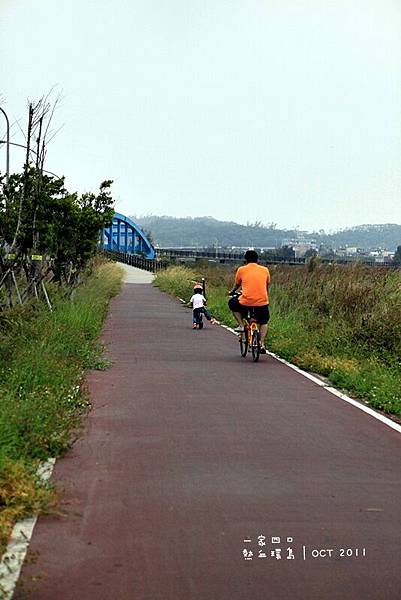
134, 216, 401, 251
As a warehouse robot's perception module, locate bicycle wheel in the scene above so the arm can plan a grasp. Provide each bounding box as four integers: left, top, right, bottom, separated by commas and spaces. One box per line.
239, 327, 248, 357
198, 316, 204, 330
251, 329, 260, 362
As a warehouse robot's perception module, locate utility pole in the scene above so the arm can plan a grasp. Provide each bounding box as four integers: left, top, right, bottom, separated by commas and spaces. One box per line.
0, 107, 10, 183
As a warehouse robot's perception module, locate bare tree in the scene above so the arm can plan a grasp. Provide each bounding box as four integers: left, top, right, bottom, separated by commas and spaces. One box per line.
1, 92, 62, 308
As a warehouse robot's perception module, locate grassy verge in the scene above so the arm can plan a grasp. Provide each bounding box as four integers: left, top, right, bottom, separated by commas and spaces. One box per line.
155, 263, 401, 417
0, 261, 123, 561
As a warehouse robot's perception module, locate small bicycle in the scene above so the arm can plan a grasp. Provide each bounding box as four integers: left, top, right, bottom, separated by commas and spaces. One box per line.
239, 310, 261, 362
191, 278, 215, 330
194, 310, 204, 329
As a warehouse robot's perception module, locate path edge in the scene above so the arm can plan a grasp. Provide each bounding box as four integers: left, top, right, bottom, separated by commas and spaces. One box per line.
0, 459, 56, 600
220, 322, 401, 435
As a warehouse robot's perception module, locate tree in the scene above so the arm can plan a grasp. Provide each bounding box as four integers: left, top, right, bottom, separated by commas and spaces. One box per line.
278, 245, 295, 260
0, 96, 114, 307
393, 245, 401, 266
0, 171, 114, 288
304, 248, 318, 259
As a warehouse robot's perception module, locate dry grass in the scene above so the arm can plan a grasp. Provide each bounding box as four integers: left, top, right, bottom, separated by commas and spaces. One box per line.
0, 461, 56, 557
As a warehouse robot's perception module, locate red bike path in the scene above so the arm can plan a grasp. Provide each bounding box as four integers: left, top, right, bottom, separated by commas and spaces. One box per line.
15, 279, 401, 599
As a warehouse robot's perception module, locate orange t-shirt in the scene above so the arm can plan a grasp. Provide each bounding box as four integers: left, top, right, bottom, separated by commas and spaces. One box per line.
235, 263, 271, 306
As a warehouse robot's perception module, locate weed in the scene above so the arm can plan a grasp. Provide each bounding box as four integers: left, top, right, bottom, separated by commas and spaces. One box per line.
0, 261, 123, 556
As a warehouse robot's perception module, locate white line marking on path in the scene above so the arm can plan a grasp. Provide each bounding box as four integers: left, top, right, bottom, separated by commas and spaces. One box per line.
221, 323, 401, 435
0, 458, 56, 599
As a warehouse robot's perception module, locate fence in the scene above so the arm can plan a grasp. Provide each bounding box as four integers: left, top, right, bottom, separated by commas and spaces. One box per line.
103, 248, 395, 271
156, 248, 393, 267
157, 248, 305, 265
102, 250, 169, 273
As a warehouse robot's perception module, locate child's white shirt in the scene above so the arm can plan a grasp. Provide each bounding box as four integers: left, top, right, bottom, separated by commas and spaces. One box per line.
190, 294, 206, 309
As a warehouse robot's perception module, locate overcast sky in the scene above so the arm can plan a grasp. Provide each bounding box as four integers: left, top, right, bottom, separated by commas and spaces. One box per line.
1, 0, 400, 232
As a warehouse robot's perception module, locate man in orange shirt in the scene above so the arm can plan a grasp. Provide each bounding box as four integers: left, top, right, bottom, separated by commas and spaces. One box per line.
228, 249, 271, 353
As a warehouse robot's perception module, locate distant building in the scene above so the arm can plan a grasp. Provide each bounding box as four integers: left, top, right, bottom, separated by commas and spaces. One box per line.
281, 239, 317, 258
368, 249, 394, 263
334, 246, 364, 257
292, 243, 317, 258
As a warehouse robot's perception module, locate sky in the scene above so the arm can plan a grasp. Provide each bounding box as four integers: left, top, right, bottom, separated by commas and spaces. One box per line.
1, 0, 400, 232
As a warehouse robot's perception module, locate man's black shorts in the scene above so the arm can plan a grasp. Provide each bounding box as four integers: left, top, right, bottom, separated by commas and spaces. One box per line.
228, 296, 270, 325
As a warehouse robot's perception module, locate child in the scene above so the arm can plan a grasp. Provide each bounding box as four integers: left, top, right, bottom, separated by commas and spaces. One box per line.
189, 284, 217, 329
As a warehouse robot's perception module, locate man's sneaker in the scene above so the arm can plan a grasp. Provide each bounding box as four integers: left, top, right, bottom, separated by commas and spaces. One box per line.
234, 326, 244, 333
192, 323, 197, 329
259, 346, 267, 354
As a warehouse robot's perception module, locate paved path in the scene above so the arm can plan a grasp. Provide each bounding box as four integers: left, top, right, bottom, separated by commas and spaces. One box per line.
15, 270, 401, 599
118, 262, 155, 284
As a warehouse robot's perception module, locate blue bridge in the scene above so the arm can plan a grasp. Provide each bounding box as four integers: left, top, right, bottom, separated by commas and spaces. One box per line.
102, 212, 155, 259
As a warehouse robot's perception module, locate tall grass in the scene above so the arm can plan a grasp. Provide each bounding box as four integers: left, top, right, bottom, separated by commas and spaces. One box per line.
272, 263, 401, 358
155, 262, 401, 416
0, 261, 123, 559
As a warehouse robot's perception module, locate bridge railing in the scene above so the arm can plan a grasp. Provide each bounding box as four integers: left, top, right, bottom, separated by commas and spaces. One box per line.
102, 250, 169, 273
156, 248, 306, 265
103, 248, 394, 270
156, 248, 392, 267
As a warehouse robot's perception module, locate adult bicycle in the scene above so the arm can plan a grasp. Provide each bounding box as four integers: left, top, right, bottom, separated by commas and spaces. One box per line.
230, 293, 261, 362
239, 310, 261, 362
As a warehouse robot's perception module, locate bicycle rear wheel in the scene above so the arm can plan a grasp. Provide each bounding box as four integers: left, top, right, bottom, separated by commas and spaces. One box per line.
239, 328, 248, 357
251, 329, 260, 362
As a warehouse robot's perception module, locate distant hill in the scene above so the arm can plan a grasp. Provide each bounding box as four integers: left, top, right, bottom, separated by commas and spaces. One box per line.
133, 216, 401, 251
322, 224, 401, 251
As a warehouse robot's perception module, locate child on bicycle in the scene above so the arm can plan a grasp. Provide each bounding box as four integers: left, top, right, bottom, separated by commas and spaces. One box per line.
189, 283, 217, 329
